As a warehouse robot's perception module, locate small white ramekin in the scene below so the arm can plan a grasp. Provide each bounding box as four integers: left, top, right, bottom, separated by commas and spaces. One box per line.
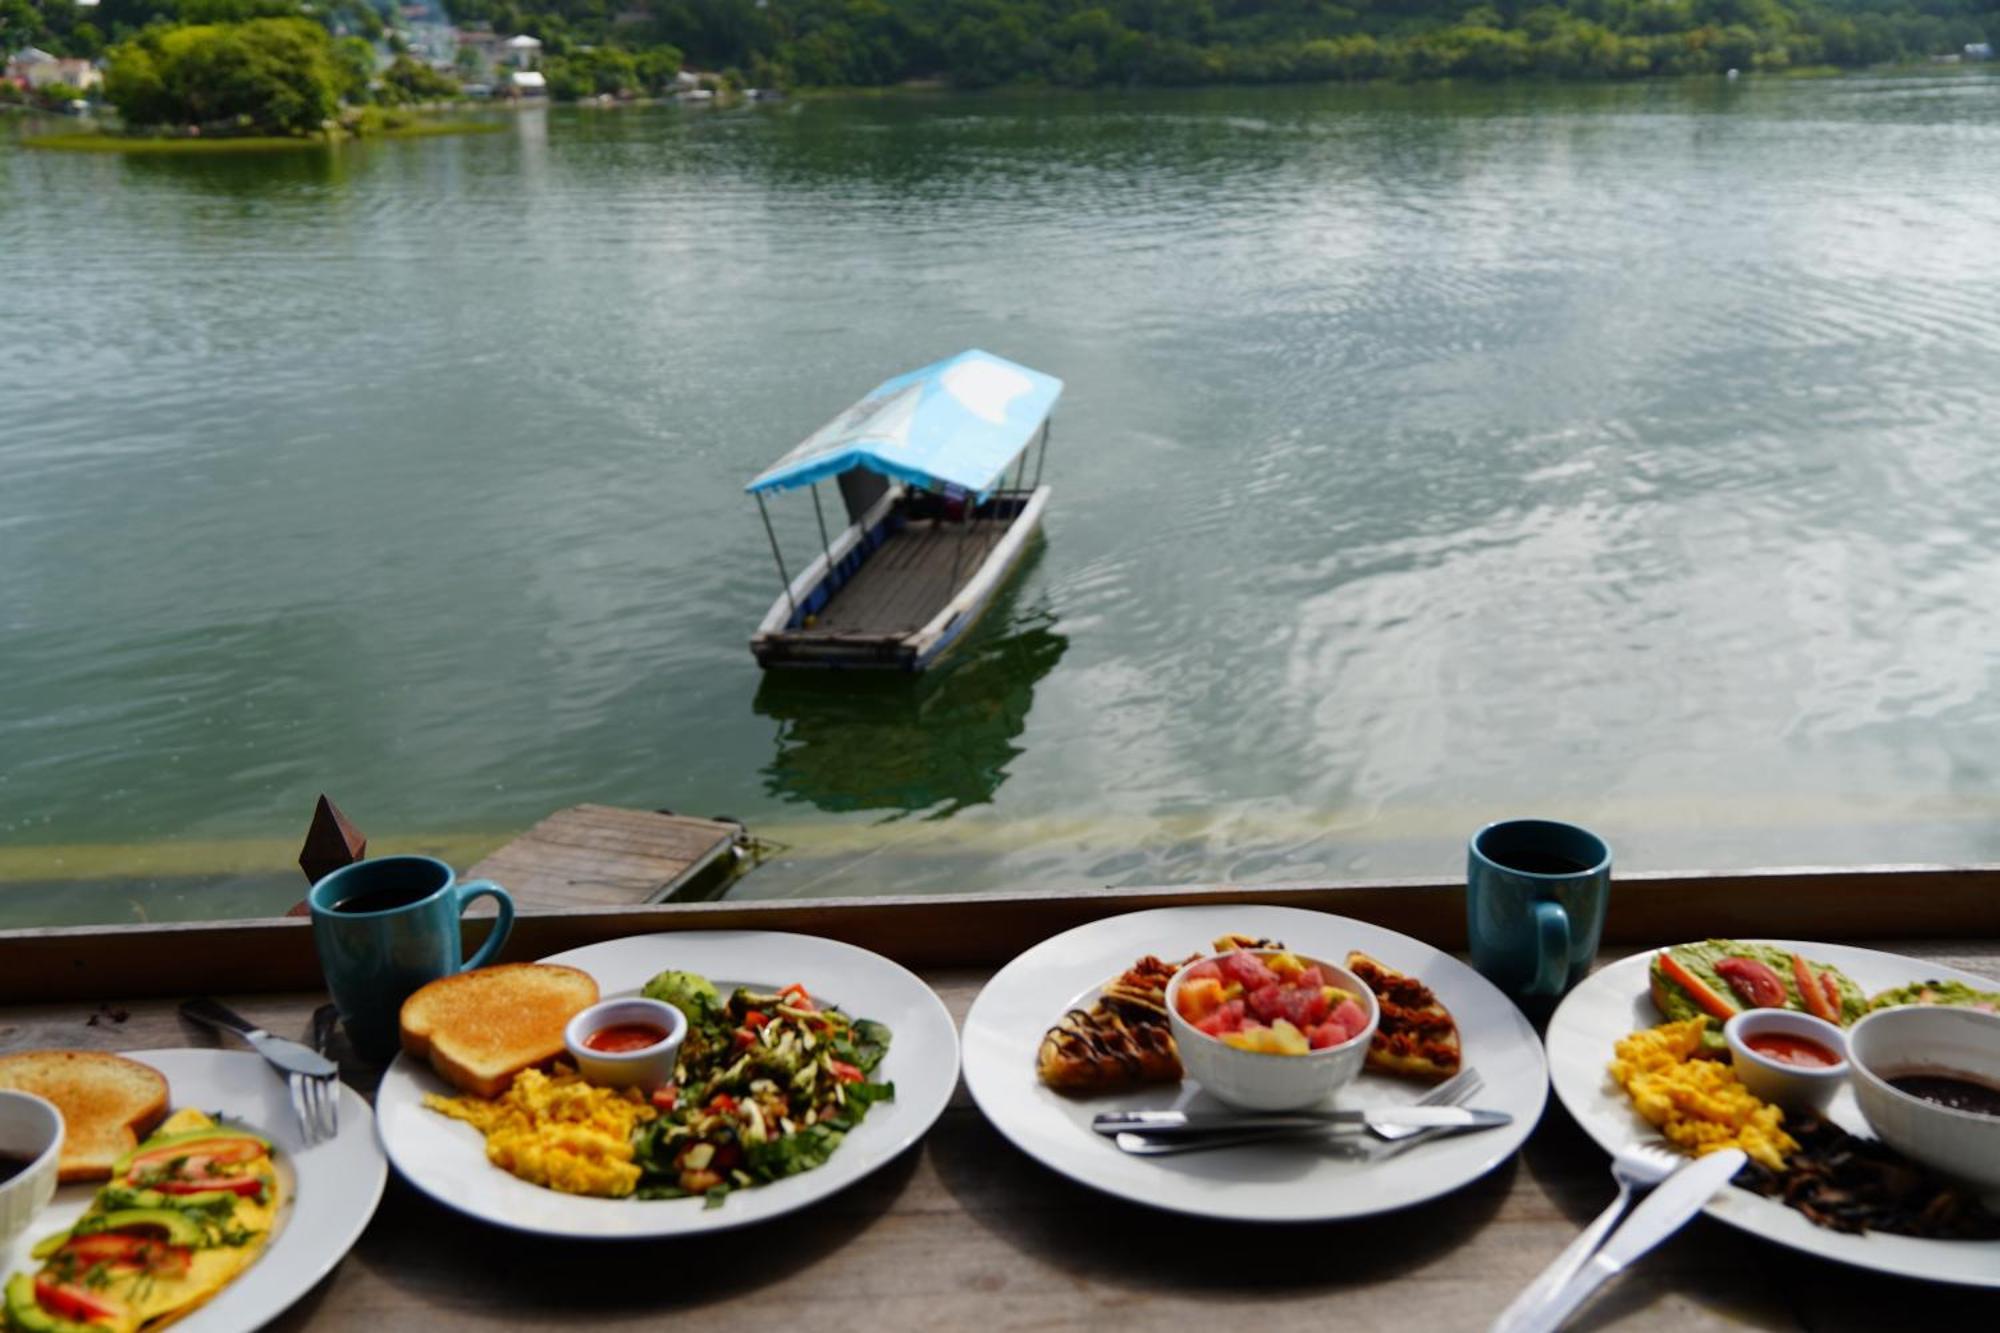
0, 1090, 64, 1247
1722, 1009, 1849, 1113
1165, 951, 1380, 1111
563, 997, 688, 1091
1849, 1005, 2000, 1206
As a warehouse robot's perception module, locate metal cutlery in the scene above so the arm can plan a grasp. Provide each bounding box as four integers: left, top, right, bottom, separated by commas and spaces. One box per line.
181, 997, 340, 1147
1107, 1066, 1491, 1158
1095, 1105, 1510, 1137
1490, 1143, 1678, 1333
1499, 1148, 1746, 1333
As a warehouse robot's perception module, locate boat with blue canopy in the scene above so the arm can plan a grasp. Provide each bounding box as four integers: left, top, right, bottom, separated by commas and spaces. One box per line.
746, 349, 1063, 671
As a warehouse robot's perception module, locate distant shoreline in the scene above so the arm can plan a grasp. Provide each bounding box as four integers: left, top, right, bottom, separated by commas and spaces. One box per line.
21, 119, 505, 153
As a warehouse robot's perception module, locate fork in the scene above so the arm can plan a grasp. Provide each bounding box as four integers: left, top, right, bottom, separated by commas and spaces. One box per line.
1488, 1143, 1679, 1333
180, 997, 340, 1147
1115, 1065, 1485, 1157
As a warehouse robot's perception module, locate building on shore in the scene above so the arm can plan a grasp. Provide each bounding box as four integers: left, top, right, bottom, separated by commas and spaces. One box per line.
5, 48, 102, 92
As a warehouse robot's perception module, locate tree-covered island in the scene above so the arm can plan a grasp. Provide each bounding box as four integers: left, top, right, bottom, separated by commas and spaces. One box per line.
4, 0, 1996, 132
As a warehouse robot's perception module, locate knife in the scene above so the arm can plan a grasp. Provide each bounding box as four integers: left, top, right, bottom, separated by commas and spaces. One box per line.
1092, 1106, 1511, 1137
181, 997, 339, 1079
1504, 1148, 1745, 1333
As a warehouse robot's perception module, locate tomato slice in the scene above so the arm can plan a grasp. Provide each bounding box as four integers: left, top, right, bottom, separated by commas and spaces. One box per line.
1792, 953, 1840, 1022
125, 1135, 266, 1177
1714, 957, 1787, 1009
650, 1085, 679, 1112
828, 1059, 864, 1084
779, 984, 816, 1013
1820, 970, 1844, 1018
63, 1231, 191, 1276
1657, 952, 1738, 1020
35, 1276, 125, 1324
148, 1174, 264, 1197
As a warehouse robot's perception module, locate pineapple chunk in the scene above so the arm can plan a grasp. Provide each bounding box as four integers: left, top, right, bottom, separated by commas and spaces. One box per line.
1178, 977, 1226, 1021
1268, 1019, 1311, 1055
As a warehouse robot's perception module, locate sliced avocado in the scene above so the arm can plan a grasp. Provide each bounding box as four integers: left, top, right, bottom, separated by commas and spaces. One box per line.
75, 1207, 206, 1247
113, 1126, 270, 1178
4, 1273, 102, 1333
96, 1184, 245, 1214
26, 1230, 72, 1261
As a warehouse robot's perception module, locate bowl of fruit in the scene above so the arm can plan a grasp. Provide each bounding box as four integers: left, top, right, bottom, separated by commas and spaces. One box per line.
1165, 948, 1380, 1110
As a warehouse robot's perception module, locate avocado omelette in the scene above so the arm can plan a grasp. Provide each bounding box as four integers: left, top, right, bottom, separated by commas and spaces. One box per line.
5, 1109, 283, 1332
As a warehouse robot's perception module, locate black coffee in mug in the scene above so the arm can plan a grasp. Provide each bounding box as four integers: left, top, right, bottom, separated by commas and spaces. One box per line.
329, 880, 438, 915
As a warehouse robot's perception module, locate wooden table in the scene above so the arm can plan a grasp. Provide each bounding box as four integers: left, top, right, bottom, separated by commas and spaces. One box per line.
6, 935, 1997, 1331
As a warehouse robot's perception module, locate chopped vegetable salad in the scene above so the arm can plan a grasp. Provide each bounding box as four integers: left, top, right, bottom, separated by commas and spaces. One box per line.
634, 970, 894, 1207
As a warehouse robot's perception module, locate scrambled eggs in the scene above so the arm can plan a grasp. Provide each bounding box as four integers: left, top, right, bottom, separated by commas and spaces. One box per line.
1609, 1017, 1797, 1172
427, 1065, 656, 1197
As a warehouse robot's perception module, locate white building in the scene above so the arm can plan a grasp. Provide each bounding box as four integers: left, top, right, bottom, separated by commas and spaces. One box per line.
504, 35, 542, 70
6, 48, 101, 91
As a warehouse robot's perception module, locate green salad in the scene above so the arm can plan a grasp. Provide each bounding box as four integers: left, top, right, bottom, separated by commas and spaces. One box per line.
633, 970, 894, 1208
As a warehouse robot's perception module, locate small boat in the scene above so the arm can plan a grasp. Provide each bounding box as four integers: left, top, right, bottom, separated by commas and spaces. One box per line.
745, 349, 1063, 671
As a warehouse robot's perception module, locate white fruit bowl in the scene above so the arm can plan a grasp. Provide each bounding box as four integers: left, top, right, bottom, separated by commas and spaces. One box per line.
1165, 952, 1379, 1111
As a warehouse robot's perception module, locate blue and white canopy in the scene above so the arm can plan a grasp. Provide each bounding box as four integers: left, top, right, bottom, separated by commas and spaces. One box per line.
745, 350, 1063, 501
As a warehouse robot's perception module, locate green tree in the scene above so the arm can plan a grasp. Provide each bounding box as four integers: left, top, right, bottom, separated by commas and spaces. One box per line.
103, 18, 340, 134
381, 53, 462, 101
333, 34, 375, 101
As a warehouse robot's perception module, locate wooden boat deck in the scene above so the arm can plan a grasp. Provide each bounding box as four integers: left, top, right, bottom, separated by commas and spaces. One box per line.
463, 804, 740, 911
812, 519, 1009, 634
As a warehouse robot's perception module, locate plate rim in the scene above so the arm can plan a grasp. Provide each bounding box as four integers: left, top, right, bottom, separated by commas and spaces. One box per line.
1546, 938, 2000, 1289
374, 929, 961, 1239
960, 903, 1549, 1223
1, 1047, 388, 1333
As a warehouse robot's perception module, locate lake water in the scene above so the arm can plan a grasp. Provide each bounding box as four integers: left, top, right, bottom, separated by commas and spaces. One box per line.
5, 76, 2000, 926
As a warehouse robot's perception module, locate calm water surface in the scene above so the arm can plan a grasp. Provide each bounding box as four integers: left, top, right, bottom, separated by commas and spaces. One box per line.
4, 77, 2000, 925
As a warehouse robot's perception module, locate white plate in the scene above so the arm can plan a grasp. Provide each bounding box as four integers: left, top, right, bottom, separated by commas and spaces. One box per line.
1, 1049, 385, 1331
961, 905, 1548, 1222
1547, 939, 2000, 1288
376, 930, 959, 1237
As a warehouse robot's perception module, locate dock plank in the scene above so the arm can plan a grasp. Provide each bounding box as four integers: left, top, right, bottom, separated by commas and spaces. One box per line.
463, 805, 737, 911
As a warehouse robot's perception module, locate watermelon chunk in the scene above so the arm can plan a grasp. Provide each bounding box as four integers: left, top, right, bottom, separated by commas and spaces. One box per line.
1308, 1019, 1351, 1050
1247, 983, 1287, 1024
1331, 999, 1368, 1033
1183, 959, 1223, 984
1220, 951, 1280, 991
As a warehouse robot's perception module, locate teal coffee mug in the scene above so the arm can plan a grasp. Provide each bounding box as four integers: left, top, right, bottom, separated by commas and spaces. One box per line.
308, 855, 514, 1061
1467, 819, 1611, 1001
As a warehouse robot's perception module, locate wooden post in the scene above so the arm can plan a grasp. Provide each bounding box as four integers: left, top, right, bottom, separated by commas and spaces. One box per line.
287, 795, 366, 916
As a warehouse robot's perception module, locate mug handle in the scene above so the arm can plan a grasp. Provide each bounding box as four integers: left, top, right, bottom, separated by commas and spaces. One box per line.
1528, 899, 1571, 997
454, 879, 515, 971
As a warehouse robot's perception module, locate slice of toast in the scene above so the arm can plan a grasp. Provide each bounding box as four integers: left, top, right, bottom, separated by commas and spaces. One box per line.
0, 1050, 170, 1182
399, 963, 600, 1098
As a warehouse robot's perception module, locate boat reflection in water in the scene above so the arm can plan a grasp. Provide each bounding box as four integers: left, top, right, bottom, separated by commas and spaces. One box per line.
753, 571, 1066, 816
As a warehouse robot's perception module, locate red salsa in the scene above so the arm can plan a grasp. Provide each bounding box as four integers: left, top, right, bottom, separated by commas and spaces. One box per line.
1745, 1032, 1841, 1068
584, 1022, 669, 1054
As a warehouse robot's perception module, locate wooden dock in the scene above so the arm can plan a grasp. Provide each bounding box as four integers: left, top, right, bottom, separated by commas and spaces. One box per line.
463, 804, 743, 911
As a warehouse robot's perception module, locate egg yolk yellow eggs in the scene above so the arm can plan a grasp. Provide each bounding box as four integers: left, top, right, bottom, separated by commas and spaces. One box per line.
426, 1064, 657, 1198
1609, 1017, 1797, 1172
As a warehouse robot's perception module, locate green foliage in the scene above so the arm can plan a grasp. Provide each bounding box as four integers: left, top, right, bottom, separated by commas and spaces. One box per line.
380, 52, 461, 102
436, 0, 2000, 89
332, 34, 375, 101
103, 18, 340, 135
